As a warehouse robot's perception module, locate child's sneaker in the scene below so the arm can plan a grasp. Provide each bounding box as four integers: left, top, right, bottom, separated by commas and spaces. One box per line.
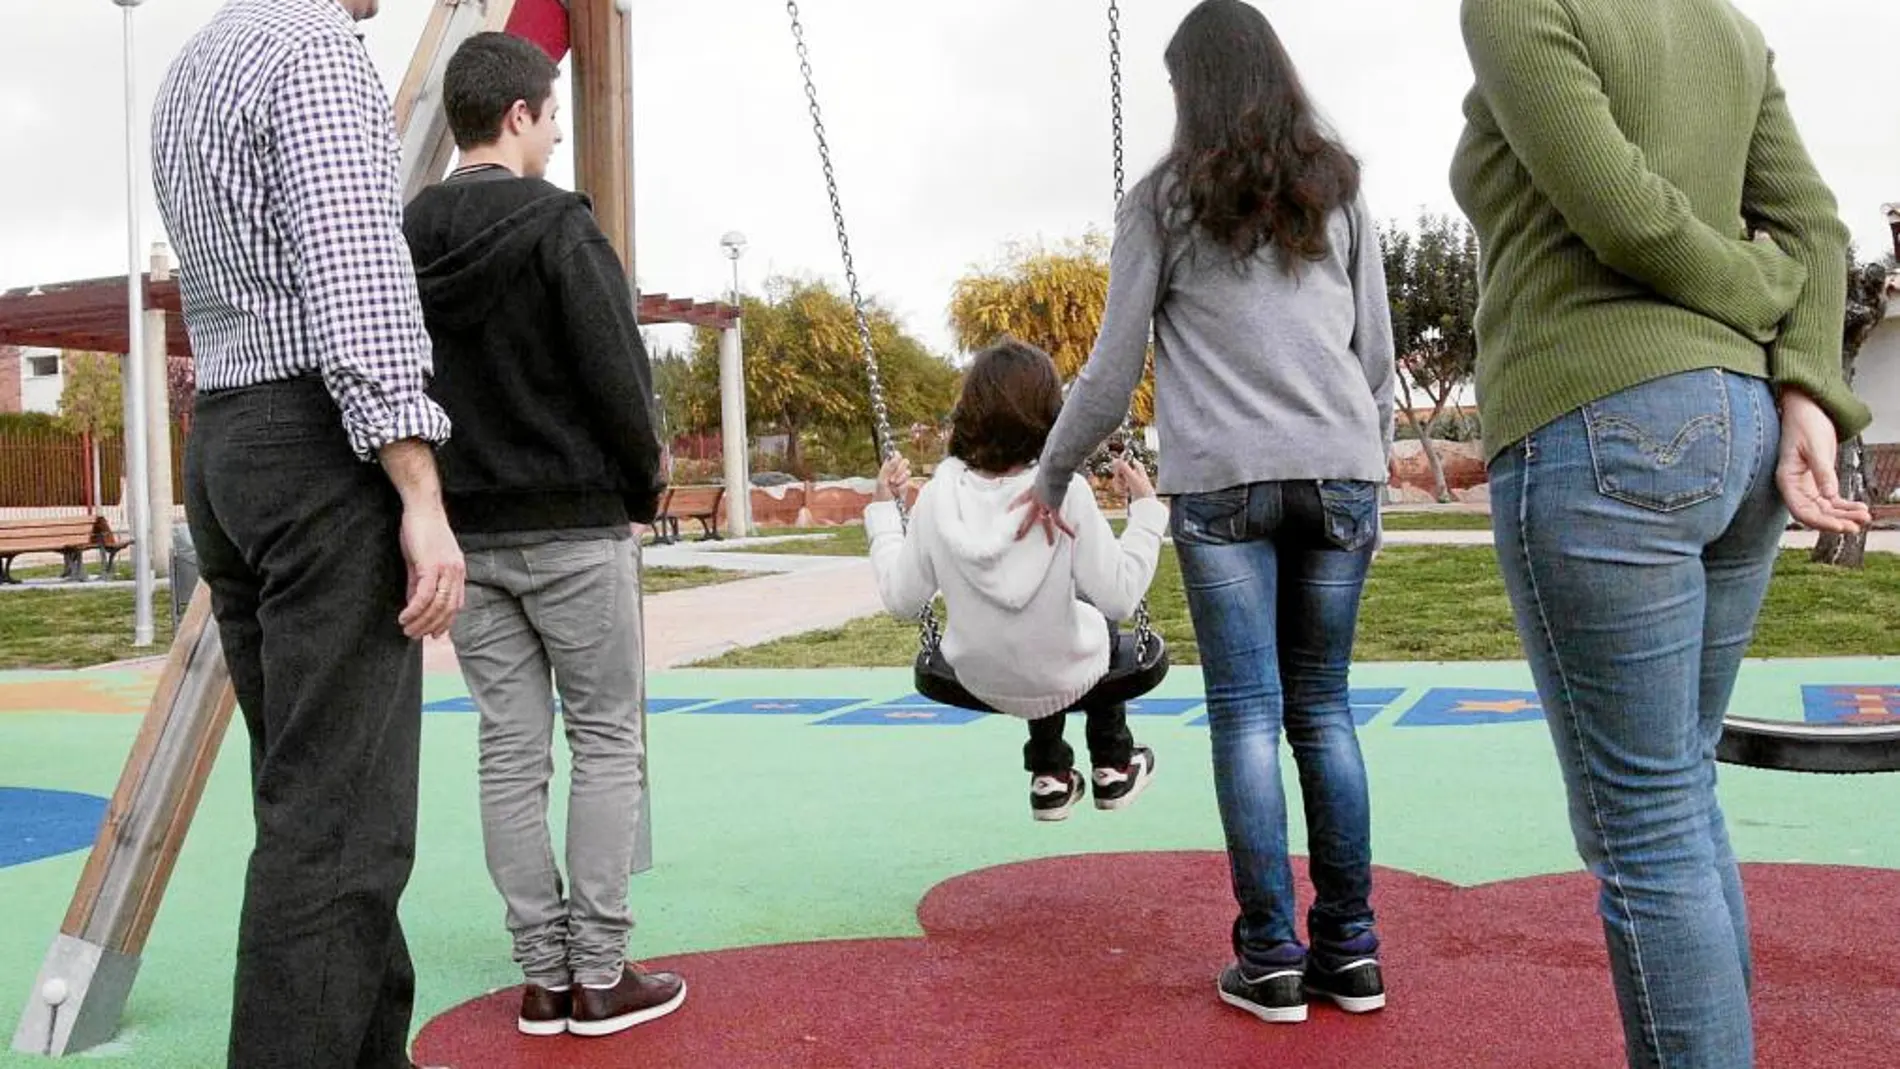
1030, 769, 1085, 822
1092, 746, 1156, 810
1305, 939, 1386, 1013
1217, 961, 1307, 1024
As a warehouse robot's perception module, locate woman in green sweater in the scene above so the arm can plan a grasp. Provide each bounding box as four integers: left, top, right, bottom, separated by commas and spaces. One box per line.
1451, 1, 1870, 1066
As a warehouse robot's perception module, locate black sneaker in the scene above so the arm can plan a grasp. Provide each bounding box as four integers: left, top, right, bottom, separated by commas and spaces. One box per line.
1217, 961, 1307, 1024
1092, 746, 1156, 810
1030, 769, 1085, 822
1305, 954, 1386, 1013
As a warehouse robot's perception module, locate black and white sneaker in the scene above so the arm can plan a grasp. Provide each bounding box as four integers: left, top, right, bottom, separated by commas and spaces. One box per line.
1092, 746, 1156, 810
1305, 955, 1386, 1013
1030, 770, 1085, 822
1217, 962, 1307, 1024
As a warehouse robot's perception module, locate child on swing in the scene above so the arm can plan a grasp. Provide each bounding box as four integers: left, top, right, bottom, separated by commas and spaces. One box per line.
866, 338, 1169, 821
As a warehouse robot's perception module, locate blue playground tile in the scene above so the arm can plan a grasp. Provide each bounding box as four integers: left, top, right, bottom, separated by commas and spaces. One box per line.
686, 698, 863, 717
1801, 685, 1900, 724
817, 705, 988, 726
0, 787, 108, 869
1186, 688, 1407, 727
425, 696, 713, 715
645, 698, 717, 714
1396, 688, 1544, 728
1124, 698, 1205, 717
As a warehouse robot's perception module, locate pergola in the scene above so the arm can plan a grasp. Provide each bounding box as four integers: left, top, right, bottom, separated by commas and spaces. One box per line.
0, 272, 738, 356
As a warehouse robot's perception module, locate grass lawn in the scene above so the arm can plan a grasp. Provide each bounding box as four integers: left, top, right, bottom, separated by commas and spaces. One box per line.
714, 525, 870, 557
698, 547, 1900, 668
725, 510, 1493, 559
0, 566, 756, 671
1381, 511, 1494, 531
643, 565, 764, 595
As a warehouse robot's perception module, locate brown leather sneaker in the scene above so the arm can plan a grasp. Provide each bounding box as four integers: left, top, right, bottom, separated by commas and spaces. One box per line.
568, 963, 687, 1037
517, 983, 571, 1036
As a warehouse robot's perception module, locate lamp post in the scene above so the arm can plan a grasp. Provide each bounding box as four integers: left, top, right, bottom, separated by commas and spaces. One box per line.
115, 0, 155, 647
717, 231, 752, 537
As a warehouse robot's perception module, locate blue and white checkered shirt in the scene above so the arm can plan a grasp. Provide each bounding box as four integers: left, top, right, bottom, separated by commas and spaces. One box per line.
151, 0, 449, 460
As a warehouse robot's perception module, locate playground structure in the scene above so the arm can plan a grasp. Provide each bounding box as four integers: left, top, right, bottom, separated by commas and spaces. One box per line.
4, 0, 725, 1055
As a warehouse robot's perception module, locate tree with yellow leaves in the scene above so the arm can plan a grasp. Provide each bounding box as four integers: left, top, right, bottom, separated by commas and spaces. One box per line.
948, 233, 1155, 425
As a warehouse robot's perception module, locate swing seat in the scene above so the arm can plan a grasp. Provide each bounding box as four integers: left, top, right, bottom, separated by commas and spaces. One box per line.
914, 630, 1171, 715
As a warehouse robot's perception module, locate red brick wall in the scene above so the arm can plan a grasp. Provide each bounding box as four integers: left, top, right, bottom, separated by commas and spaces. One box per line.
0, 346, 21, 414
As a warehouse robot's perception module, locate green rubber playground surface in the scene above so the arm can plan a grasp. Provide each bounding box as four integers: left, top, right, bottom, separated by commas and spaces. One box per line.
2, 660, 1896, 1065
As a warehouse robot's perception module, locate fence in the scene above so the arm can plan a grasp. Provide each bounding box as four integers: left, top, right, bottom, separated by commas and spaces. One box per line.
0, 423, 188, 509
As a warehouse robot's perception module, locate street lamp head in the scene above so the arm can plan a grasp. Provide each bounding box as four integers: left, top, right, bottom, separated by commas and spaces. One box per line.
719, 231, 748, 260
111, 0, 147, 7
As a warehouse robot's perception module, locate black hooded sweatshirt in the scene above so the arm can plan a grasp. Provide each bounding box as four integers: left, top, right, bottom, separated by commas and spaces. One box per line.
402, 167, 665, 533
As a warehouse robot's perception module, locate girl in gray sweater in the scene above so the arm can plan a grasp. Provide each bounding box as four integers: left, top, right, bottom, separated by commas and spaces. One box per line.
1017, 0, 1397, 1027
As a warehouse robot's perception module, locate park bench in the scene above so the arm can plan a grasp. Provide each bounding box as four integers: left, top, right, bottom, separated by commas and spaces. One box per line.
648, 485, 725, 544
0, 516, 132, 583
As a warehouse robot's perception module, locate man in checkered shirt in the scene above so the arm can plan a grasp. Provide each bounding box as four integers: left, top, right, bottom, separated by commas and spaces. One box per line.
152, 1, 463, 1065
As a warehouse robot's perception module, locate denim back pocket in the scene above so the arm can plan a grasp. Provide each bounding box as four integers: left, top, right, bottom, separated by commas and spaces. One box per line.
1169, 486, 1250, 546
1315, 479, 1379, 551
1581, 370, 1731, 513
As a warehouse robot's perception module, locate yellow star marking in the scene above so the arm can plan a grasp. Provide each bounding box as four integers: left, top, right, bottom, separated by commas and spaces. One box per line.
1451, 699, 1542, 715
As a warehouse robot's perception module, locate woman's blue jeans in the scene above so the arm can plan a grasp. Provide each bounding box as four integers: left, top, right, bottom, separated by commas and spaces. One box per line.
1489, 369, 1785, 1069
1172, 479, 1380, 973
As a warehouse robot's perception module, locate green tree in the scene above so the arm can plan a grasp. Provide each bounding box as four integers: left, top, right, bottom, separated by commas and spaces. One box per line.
56, 350, 124, 511
693, 276, 958, 479
949, 233, 1156, 425
1382, 214, 1480, 502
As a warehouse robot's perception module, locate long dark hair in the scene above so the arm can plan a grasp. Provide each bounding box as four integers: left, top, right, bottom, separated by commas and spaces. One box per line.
1157, 0, 1360, 269
947, 339, 1063, 474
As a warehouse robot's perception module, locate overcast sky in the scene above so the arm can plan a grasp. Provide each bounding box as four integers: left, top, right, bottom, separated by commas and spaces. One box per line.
2, 0, 1895, 359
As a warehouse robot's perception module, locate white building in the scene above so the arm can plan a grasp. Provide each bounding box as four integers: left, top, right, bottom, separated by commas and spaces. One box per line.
18, 347, 63, 415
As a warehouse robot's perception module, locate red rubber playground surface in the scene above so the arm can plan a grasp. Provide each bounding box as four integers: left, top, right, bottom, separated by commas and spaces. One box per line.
4, 660, 1898, 1067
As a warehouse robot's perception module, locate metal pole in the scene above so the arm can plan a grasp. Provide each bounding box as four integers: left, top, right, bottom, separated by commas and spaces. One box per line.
118, 0, 155, 647
718, 233, 752, 537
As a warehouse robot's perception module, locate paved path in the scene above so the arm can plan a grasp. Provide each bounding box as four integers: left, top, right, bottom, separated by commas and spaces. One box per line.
423, 537, 883, 672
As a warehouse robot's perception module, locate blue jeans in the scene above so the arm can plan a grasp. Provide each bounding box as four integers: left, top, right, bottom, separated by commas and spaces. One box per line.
1489, 369, 1784, 1069
1172, 479, 1379, 972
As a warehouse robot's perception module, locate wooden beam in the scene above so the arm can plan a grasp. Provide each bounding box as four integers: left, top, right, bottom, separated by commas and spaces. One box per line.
393, 0, 523, 202
569, 0, 633, 273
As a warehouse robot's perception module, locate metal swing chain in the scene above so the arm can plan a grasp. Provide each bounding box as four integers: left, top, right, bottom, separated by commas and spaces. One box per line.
785, 0, 944, 656
1105, 0, 1157, 662
1109, 0, 1125, 204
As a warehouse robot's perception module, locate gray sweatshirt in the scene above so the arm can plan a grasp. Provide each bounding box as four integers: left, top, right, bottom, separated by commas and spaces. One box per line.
1035, 173, 1397, 507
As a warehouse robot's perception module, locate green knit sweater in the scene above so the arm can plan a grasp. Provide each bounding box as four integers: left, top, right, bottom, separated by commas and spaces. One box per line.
1450, 0, 1870, 460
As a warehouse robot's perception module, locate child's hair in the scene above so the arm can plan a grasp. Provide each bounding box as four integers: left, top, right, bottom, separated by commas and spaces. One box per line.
948, 338, 1063, 474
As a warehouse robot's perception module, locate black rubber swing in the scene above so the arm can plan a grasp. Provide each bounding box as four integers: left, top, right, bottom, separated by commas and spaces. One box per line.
915, 627, 1171, 715
1716, 716, 1900, 775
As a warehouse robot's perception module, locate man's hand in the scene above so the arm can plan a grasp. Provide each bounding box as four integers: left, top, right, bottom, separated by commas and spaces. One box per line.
379, 439, 465, 639
875, 455, 911, 504
1776, 388, 1872, 534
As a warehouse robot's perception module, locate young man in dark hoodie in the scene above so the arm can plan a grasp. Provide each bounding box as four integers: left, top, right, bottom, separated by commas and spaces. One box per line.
401, 32, 681, 1039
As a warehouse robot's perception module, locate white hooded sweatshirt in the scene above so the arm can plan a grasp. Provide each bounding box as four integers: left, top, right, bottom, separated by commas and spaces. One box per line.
864, 457, 1170, 720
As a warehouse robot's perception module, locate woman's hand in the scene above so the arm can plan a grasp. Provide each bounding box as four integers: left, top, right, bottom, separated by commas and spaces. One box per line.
1111, 458, 1155, 500
1011, 484, 1077, 545
875, 455, 911, 504
1776, 389, 1871, 534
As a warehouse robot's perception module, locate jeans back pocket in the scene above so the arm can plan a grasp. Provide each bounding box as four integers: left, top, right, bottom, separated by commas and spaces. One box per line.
1169, 486, 1251, 546
1315, 479, 1379, 551
1581, 369, 1732, 513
